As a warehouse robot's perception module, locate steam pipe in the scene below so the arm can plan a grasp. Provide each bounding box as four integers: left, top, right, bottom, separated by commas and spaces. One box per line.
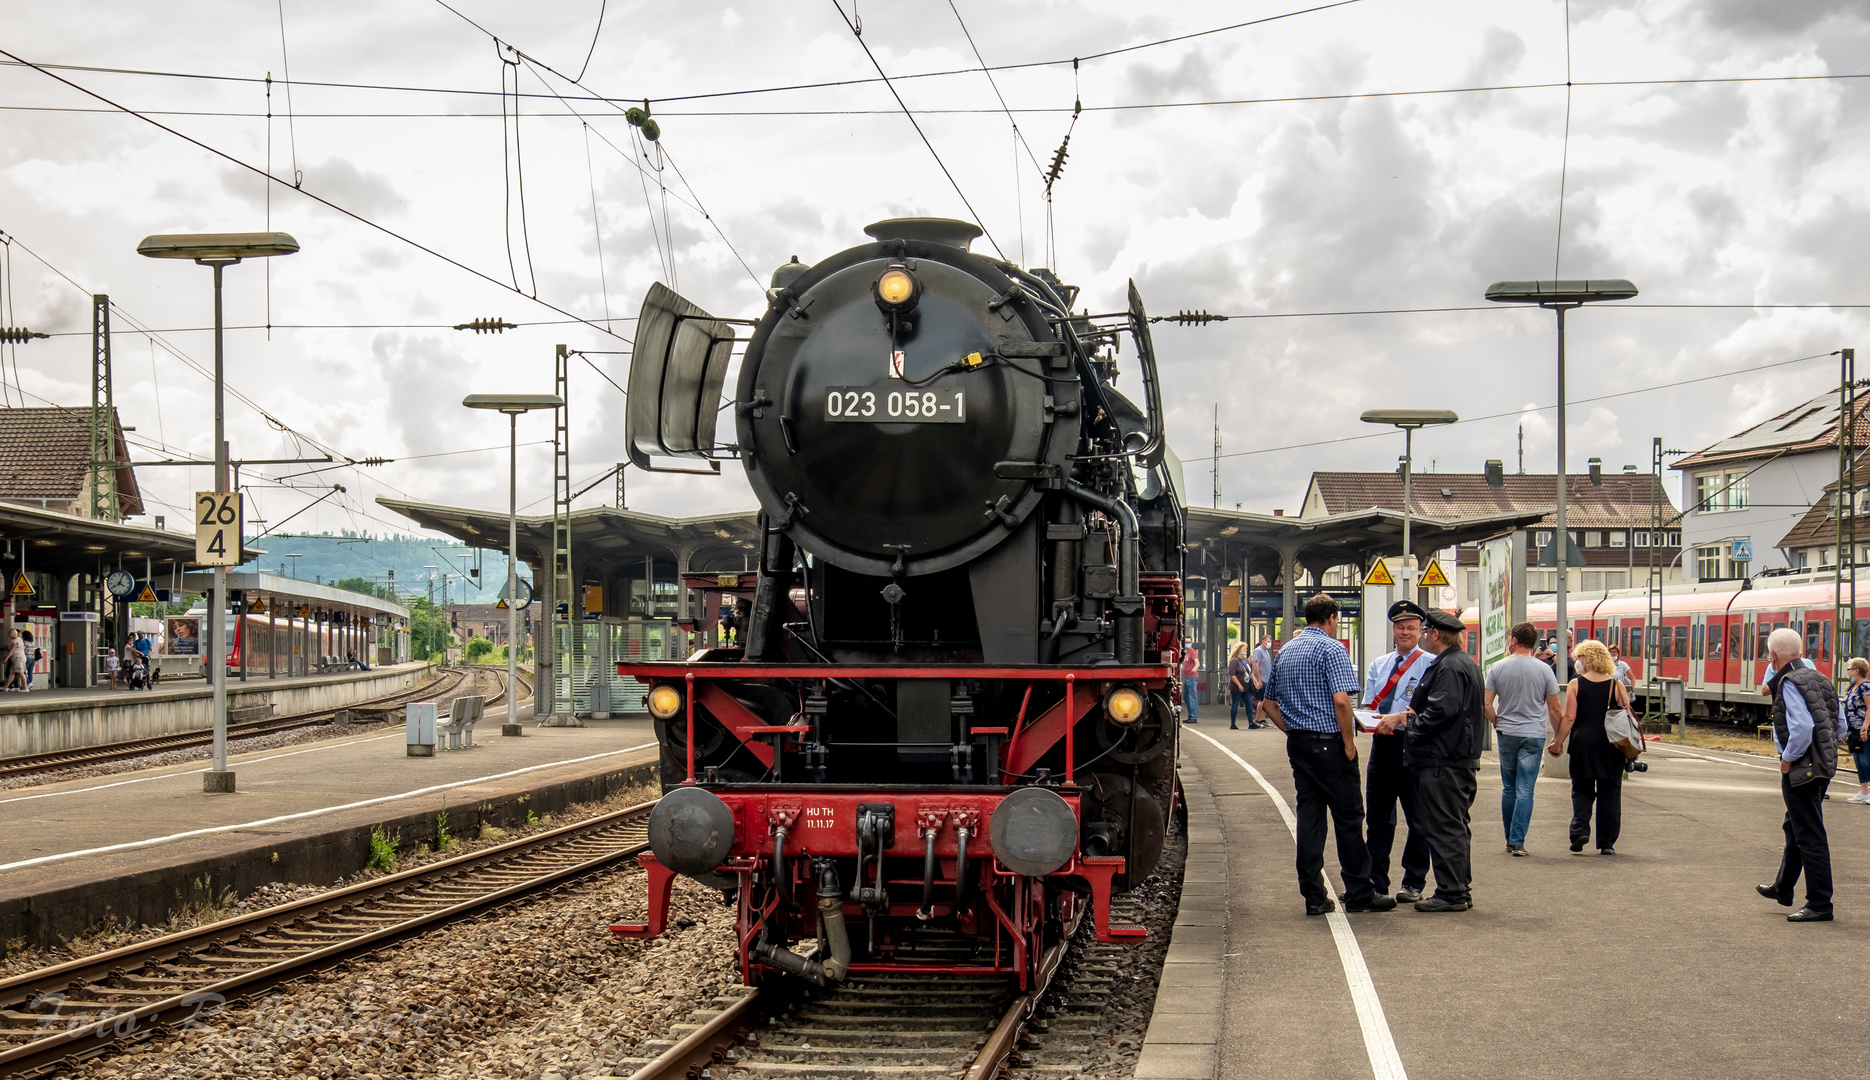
752, 859, 850, 986
1064, 481, 1142, 663
917, 829, 939, 921
954, 827, 972, 913
772, 825, 789, 907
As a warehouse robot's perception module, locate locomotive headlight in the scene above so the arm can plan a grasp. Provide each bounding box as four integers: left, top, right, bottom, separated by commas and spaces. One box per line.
875, 266, 920, 312
1105, 686, 1146, 725
647, 684, 684, 720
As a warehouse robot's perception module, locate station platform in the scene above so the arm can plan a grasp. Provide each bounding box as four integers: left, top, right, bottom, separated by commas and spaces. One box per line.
0, 661, 430, 759
1136, 727, 1869, 1079
0, 705, 660, 949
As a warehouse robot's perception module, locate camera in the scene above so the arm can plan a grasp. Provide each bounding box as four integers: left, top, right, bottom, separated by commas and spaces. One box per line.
1623, 759, 1648, 774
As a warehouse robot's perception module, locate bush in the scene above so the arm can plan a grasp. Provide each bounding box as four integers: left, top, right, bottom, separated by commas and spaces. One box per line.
465, 636, 494, 662
367, 825, 400, 872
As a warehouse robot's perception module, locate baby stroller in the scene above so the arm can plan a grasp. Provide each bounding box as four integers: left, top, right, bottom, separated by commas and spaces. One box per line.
126, 652, 150, 691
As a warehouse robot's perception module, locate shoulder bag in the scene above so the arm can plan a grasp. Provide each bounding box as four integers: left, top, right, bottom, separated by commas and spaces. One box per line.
1602, 680, 1643, 761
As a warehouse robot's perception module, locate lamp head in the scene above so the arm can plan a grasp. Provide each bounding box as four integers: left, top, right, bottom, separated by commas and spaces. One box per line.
1360, 409, 1459, 429
462, 394, 565, 415
1484, 279, 1638, 305
137, 232, 300, 264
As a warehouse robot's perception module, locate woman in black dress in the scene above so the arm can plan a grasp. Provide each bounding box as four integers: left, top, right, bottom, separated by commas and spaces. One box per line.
1548, 639, 1631, 854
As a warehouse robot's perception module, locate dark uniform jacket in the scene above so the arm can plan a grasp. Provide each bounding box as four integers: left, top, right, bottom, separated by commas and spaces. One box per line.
1403, 647, 1486, 770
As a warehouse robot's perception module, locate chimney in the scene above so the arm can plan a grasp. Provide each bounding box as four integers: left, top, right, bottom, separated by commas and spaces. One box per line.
1273, 509, 1285, 517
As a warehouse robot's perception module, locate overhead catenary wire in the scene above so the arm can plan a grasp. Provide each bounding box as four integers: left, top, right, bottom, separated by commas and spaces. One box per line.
829, 0, 1005, 261
1553, 0, 1573, 280
0, 48, 632, 348
581, 122, 612, 330
1217, 349, 1844, 461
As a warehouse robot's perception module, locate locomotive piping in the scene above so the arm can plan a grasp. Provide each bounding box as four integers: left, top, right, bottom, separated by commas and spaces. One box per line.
1064, 480, 1143, 664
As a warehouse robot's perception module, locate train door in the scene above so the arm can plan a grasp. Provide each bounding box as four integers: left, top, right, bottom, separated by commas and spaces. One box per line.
1688, 613, 1706, 689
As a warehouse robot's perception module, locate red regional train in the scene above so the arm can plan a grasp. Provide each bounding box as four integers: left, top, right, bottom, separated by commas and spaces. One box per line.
1460, 574, 1865, 722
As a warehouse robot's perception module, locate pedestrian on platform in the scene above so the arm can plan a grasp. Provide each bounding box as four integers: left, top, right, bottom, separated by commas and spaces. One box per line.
1845, 658, 1870, 804
1485, 622, 1563, 855
2, 630, 20, 692
18, 630, 36, 693
105, 646, 120, 690
1227, 642, 1253, 730
1548, 640, 1631, 855
1756, 627, 1840, 921
1249, 635, 1274, 728
1263, 593, 1396, 915
1609, 644, 1633, 693
1181, 642, 1200, 725
1359, 600, 1433, 903
1386, 609, 1485, 912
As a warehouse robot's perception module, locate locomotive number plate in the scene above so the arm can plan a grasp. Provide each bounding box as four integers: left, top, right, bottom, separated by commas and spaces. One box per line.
824, 386, 966, 423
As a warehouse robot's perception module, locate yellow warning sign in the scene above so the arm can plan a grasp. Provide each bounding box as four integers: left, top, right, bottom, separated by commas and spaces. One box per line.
495, 598, 509, 610
1419, 558, 1450, 588
10, 572, 32, 596
136, 584, 158, 603
1364, 560, 1395, 587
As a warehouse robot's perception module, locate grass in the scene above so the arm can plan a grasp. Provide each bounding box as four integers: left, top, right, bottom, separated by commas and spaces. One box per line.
1649, 722, 1858, 771
367, 825, 400, 873
435, 803, 454, 853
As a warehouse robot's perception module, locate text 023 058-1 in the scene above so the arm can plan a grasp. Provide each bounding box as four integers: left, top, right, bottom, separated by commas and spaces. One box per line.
824, 387, 965, 423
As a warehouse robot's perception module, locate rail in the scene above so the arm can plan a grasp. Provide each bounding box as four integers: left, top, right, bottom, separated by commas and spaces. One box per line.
0, 798, 657, 1076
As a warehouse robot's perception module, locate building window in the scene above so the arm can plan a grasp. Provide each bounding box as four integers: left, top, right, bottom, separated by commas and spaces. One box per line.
1696, 470, 1751, 512
1635, 531, 1652, 548
1698, 546, 1724, 579
1465, 569, 1479, 597
1606, 570, 1628, 590
1666, 531, 1681, 546
1535, 530, 1552, 548
1797, 550, 1810, 569
1609, 530, 1626, 547
1585, 531, 1602, 548
1582, 571, 1603, 591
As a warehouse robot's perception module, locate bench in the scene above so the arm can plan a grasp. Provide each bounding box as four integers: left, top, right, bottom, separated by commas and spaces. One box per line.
439, 695, 485, 750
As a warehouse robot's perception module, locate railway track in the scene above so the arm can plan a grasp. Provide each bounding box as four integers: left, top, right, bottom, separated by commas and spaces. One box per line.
618, 895, 1143, 1080
0, 798, 656, 1077
0, 667, 487, 782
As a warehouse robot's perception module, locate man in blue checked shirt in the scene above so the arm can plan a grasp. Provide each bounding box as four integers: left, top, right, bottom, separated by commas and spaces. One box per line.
1263, 593, 1397, 916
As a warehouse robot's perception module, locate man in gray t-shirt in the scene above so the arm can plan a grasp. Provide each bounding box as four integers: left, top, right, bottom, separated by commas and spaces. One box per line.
1484, 622, 1563, 854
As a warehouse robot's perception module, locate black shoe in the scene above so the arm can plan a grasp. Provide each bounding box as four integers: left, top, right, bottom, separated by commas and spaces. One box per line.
1757, 884, 1793, 907
1787, 907, 1833, 922
1343, 894, 1398, 913
1229, 724, 1238, 730
1598, 847, 1616, 855
1395, 886, 1422, 903
1184, 719, 1198, 725
1569, 838, 1586, 853
1414, 895, 1471, 913
1508, 845, 1530, 857
1306, 898, 1337, 916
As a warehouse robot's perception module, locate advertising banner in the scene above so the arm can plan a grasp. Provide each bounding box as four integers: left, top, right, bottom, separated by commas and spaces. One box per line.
1479, 537, 1513, 671
166, 616, 202, 656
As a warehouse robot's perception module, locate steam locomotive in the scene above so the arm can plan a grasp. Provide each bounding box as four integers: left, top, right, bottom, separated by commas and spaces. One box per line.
610, 218, 1186, 989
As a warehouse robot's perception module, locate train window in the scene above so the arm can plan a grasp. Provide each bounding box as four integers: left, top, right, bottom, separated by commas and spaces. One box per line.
1726, 624, 1739, 660
1674, 625, 1688, 659
1857, 620, 1870, 658
1629, 626, 1642, 659
1806, 620, 1822, 659
1690, 624, 1702, 660
1467, 631, 1477, 653
1820, 620, 1833, 662
1658, 628, 1672, 660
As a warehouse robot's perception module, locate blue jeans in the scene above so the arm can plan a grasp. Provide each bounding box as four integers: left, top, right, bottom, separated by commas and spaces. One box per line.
1497, 733, 1544, 847
1183, 676, 1199, 721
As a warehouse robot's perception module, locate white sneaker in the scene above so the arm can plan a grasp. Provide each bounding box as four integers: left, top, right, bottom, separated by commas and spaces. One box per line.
1849, 793, 1870, 804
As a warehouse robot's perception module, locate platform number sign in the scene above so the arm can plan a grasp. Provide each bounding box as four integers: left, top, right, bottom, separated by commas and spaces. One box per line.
195, 491, 243, 566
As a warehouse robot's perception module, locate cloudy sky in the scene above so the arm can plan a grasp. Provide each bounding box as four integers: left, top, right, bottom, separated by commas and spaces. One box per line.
3, 0, 1868, 539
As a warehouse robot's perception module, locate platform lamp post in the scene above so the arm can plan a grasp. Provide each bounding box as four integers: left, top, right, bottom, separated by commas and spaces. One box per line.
463, 394, 563, 736
1359, 410, 1459, 599
1485, 279, 1639, 685
137, 232, 298, 795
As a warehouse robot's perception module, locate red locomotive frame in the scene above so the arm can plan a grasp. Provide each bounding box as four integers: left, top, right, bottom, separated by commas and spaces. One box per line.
609, 662, 1173, 988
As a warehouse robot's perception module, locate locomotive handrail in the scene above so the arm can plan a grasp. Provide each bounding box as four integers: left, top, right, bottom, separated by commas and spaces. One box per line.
614, 662, 1171, 679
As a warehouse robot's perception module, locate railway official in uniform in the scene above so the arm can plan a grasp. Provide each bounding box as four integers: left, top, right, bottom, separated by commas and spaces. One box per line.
1263, 593, 1398, 915
1359, 600, 1434, 903
1378, 608, 1485, 912
1757, 627, 1840, 922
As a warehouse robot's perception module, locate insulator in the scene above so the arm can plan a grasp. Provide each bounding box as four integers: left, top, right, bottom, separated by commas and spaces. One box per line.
641, 118, 661, 142
1044, 135, 1071, 191
1154, 311, 1228, 327
453, 317, 516, 334
357, 457, 390, 467
0, 327, 48, 343
625, 107, 647, 127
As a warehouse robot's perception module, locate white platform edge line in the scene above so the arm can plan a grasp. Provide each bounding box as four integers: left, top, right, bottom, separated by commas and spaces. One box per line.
0, 731, 408, 806
1190, 728, 1408, 1080
0, 742, 658, 872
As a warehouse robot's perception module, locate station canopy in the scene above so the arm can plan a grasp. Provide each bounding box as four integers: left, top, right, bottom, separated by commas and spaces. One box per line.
0, 499, 238, 582
180, 571, 410, 624
376, 497, 761, 575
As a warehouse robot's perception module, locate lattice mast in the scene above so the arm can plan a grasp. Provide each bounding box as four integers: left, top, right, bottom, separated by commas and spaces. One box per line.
89, 294, 117, 521
1837, 348, 1858, 685
1647, 436, 1665, 726
551, 344, 573, 716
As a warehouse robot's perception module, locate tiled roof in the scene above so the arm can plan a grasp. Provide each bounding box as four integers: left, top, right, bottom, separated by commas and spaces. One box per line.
1673, 386, 1870, 470
0, 407, 143, 517
1774, 458, 1870, 549
1305, 471, 1678, 531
